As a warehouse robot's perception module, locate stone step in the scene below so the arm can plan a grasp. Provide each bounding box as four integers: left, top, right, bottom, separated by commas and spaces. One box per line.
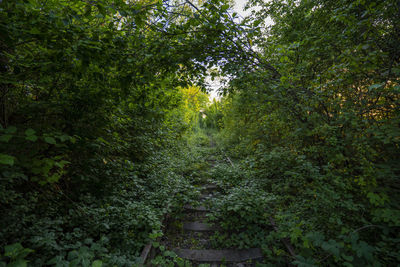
183, 204, 210, 212
174, 248, 263, 263
183, 222, 218, 232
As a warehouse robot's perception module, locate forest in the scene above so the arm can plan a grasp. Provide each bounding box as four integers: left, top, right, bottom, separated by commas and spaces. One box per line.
0, 0, 399, 266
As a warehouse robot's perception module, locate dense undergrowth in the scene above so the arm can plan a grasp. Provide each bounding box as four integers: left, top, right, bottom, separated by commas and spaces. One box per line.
1, 138, 199, 265
202, 0, 400, 265
0, 0, 215, 265
0, 112, 213, 266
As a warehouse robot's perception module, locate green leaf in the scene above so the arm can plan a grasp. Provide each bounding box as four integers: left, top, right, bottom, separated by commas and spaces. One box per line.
58, 134, 71, 142
25, 128, 36, 136
280, 56, 289, 63
5, 126, 17, 134
54, 160, 70, 168
92, 260, 102, 267
17, 248, 34, 260
68, 250, 79, 260
341, 254, 354, 262
7, 259, 27, 267
221, 4, 229, 11
0, 134, 12, 142
0, 154, 14, 166
26, 135, 38, 142
353, 241, 374, 261
47, 256, 64, 265
391, 68, 400, 75
163, 251, 177, 258
5, 243, 24, 257
321, 239, 341, 257
29, 27, 41, 34
96, 3, 106, 16
368, 83, 383, 90
44, 136, 56, 144
306, 231, 325, 246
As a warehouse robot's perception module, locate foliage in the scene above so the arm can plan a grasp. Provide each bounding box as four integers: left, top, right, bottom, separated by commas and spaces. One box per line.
0, 0, 230, 264
215, 0, 400, 265
0, 243, 34, 267
203, 99, 223, 129
180, 86, 210, 131
208, 180, 276, 249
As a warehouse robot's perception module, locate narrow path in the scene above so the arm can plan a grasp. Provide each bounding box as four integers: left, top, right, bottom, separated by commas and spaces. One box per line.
159, 140, 264, 266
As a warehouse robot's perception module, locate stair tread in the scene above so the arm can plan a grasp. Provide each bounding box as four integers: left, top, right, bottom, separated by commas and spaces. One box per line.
183, 221, 218, 231
200, 193, 214, 200
202, 184, 218, 190
184, 204, 210, 212
174, 248, 263, 262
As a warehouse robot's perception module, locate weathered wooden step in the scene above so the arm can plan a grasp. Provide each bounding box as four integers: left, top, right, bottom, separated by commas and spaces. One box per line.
183, 222, 218, 232
184, 204, 210, 212
199, 193, 214, 200
202, 184, 218, 191
174, 248, 263, 262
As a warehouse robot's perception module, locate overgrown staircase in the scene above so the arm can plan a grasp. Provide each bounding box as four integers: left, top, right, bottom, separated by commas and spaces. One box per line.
162, 178, 263, 267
